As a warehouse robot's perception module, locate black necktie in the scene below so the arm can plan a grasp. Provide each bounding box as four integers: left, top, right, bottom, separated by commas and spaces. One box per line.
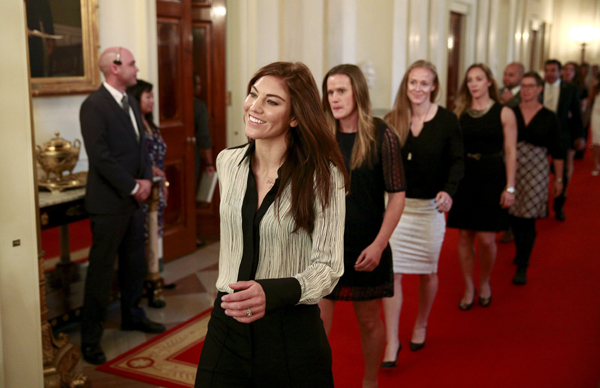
121, 94, 130, 113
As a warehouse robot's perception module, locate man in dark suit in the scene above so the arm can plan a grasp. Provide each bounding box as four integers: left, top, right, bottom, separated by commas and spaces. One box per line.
79, 47, 165, 365
499, 62, 524, 108
542, 59, 585, 221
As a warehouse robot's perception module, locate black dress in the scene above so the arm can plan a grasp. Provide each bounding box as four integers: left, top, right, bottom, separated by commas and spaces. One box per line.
447, 103, 509, 232
326, 118, 406, 301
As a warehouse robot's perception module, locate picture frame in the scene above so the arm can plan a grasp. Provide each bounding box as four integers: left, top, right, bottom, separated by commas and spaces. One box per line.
29, 0, 100, 96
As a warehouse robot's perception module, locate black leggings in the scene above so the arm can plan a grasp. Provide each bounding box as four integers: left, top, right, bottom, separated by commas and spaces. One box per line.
509, 215, 537, 269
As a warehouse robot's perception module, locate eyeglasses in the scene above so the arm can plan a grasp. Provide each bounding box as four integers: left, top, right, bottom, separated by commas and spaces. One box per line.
520, 84, 539, 89
113, 47, 122, 65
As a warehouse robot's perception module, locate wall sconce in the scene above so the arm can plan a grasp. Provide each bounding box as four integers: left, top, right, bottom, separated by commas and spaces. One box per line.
569, 25, 600, 63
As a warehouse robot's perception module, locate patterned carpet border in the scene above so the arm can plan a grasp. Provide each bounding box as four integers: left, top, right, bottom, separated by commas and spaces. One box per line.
97, 308, 212, 388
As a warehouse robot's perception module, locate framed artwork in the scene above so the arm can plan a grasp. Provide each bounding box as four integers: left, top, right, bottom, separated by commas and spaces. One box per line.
27, 0, 100, 96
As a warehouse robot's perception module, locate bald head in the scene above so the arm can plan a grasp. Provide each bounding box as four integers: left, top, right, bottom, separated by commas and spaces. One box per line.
99, 47, 138, 92
503, 62, 524, 89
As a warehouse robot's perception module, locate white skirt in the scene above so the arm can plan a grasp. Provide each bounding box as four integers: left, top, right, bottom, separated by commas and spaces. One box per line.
591, 96, 600, 146
390, 198, 446, 274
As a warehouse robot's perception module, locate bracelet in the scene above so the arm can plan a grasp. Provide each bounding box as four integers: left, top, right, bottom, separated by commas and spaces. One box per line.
555, 178, 563, 183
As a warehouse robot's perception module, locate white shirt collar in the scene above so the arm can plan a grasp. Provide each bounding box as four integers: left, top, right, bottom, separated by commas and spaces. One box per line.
545, 79, 561, 88
510, 85, 521, 95
103, 81, 126, 104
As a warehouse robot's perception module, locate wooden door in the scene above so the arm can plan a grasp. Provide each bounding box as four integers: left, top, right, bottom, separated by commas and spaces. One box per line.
447, 11, 464, 111
192, 0, 226, 239
157, 0, 196, 261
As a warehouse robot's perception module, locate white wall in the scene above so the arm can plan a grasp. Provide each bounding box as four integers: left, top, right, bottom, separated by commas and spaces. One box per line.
0, 1, 44, 387
551, 0, 600, 64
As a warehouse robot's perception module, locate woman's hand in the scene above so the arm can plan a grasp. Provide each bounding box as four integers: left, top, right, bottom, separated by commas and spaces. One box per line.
162, 183, 169, 205
500, 190, 515, 209
435, 191, 453, 213
553, 181, 564, 198
221, 281, 266, 323
355, 242, 384, 272
152, 166, 165, 177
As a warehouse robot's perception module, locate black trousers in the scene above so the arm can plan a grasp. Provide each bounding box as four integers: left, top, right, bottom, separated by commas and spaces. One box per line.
81, 207, 147, 345
195, 292, 334, 388
509, 215, 537, 269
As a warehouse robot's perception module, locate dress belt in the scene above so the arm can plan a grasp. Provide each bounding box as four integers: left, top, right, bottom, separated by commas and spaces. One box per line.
466, 151, 504, 160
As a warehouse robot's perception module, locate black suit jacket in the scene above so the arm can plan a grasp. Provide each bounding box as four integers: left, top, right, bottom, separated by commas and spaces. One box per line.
80, 84, 152, 215
541, 81, 584, 147
499, 88, 521, 108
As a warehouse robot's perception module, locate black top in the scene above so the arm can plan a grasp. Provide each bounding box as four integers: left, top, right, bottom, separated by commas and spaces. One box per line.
237, 146, 302, 314
330, 118, 405, 294
339, 118, 406, 243
401, 106, 464, 199
513, 106, 566, 160
460, 102, 506, 155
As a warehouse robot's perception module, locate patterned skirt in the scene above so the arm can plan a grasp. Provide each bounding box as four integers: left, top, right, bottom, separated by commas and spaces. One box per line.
509, 142, 550, 219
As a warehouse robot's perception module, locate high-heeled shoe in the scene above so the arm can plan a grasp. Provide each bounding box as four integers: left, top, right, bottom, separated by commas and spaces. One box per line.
458, 290, 475, 311
479, 294, 492, 307
410, 327, 427, 351
381, 342, 402, 368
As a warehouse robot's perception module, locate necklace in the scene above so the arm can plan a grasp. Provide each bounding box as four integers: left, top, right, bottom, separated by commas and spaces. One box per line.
466, 101, 494, 118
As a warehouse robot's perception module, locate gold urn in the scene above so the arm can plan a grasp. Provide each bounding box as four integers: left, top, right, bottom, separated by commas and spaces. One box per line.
36, 131, 81, 182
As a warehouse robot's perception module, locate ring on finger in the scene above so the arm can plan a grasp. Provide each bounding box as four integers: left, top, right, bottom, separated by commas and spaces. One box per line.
246, 307, 252, 317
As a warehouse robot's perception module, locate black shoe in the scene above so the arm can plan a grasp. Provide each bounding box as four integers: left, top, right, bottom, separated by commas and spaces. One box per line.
458, 290, 475, 311
479, 295, 492, 307
82, 344, 107, 365
410, 327, 427, 351
381, 342, 402, 368
512, 268, 527, 285
555, 209, 566, 221
122, 317, 166, 334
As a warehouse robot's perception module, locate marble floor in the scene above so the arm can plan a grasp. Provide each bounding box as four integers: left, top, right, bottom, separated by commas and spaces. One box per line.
63, 241, 220, 388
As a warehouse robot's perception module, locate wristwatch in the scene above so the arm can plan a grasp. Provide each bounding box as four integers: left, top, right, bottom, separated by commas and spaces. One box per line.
505, 186, 515, 194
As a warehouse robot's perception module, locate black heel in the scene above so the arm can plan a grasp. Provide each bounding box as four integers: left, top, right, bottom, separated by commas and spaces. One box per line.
458, 290, 475, 311
381, 342, 402, 368
410, 327, 427, 351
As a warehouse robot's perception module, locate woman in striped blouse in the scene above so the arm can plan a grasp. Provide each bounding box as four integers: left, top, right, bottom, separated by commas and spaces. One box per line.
194, 62, 349, 388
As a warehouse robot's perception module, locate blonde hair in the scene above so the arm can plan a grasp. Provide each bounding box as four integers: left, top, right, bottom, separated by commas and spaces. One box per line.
385, 60, 440, 147
453, 63, 500, 118
322, 64, 377, 170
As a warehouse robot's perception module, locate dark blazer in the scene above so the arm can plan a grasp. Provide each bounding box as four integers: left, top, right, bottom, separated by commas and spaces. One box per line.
499, 87, 521, 108
541, 81, 584, 147
80, 84, 152, 215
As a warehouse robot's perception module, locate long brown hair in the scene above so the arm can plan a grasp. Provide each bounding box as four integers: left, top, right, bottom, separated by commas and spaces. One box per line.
247, 62, 349, 234
385, 60, 440, 146
453, 63, 500, 118
322, 64, 378, 170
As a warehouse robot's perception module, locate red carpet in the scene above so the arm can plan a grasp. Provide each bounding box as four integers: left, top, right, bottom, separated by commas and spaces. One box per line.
98, 154, 600, 388
97, 309, 211, 388
329, 154, 600, 388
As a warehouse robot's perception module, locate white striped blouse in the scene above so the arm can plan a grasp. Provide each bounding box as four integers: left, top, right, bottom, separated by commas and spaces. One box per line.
215, 144, 346, 306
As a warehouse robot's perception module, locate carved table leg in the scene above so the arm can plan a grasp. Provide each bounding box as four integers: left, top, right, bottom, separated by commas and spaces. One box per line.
40, 252, 90, 388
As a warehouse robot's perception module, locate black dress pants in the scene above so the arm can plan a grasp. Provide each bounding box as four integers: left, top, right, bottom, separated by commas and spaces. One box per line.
81, 207, 147, 345
195, 292, 334, 388
509, 215, 537, 269
552, 163, 569, 212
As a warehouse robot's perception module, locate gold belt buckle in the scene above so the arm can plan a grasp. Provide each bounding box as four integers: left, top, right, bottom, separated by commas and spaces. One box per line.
467, 153, 481, 160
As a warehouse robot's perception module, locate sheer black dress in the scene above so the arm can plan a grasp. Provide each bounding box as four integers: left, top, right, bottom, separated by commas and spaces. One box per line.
325, 118, 406, 301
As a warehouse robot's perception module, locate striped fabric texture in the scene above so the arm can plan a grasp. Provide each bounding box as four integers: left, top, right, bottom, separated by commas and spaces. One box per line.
215, 145, 346, 305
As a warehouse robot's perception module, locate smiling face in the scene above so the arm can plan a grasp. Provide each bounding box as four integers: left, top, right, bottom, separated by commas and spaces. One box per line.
467, 67, 492, 100
243, 75, 297, 143
140, 90, 154, 115
406, 67, 436, 106
326, 74, 357, 122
